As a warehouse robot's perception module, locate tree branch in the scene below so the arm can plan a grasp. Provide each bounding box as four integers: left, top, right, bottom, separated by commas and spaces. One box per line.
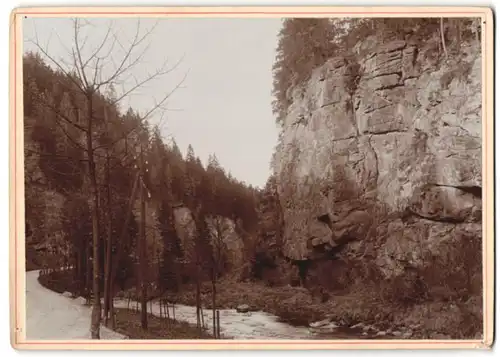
82, 20, 114, 70
38, 94, 88, 133
93, 71, 186, 153
73, 18, 90, 89
50, 114, 89, 153
95, 19, 160, 90
26, 22, 85, 94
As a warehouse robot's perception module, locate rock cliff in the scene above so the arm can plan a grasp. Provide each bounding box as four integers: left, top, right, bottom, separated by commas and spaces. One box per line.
273, 37, 482, 277
173, 206, 244, 268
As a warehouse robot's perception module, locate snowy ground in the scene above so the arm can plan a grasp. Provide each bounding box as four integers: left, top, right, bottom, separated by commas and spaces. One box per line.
26, 269, 333, 340
25, 270, 125, 340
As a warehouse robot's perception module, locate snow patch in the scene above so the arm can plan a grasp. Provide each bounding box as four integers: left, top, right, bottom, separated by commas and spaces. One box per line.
26, 271, 125, 340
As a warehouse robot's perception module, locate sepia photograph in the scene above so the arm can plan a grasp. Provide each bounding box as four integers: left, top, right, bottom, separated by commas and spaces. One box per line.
9, 6, 494, 350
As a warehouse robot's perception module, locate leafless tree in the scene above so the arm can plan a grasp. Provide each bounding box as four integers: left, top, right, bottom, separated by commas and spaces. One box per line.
209, 216, 227, 338
27, 18, 186, 338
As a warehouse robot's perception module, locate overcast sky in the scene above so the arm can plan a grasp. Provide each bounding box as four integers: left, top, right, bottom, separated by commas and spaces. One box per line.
23, 17, 282, 188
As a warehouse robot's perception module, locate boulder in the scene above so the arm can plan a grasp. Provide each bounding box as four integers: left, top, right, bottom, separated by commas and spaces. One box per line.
350, 322, 365, 329
309, 319, 331, 328
402, 331, 413, 338
362, 325, 373, 332
236, 304, 250, 313
310, 322, 339, 333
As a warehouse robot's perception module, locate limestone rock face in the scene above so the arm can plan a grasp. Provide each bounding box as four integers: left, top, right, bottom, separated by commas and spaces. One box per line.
273, 38, 482, 270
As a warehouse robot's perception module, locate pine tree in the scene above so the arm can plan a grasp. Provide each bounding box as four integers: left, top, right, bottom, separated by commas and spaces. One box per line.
185, 144, 196, 163
272, 18, 336, 125
158, 200, 182, 292
170, 139, 183, 160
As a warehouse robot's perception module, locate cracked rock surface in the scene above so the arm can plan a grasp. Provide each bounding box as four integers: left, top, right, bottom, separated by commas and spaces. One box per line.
272, 38, 481, 271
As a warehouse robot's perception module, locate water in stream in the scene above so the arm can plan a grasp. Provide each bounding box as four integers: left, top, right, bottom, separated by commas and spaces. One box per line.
114, 299, 365, 340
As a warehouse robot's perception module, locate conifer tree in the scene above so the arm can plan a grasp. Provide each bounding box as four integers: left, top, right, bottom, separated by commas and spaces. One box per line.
272, 18, 336, 125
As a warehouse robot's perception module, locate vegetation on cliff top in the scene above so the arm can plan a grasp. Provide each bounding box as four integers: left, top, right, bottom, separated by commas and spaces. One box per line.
271, 17, 482, 126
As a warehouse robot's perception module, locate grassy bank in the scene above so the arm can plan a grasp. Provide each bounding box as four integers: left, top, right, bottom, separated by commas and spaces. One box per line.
113, 308, 214, 339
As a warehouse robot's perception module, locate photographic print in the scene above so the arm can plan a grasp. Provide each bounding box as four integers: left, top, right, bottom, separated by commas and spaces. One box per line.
9, 6, 494, 350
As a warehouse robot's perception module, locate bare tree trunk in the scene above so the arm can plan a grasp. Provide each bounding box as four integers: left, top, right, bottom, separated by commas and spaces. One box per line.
86, 241, 91, 304
78, 238, 85, 295
103, 107, 114, 327
201, 305, 205, 329
109, 296, 115, 329
212, 267, 217, 338
87, 95, 102, 340
73, 249, 80, 292
216, 310, 220, 338
110, 171, 140, 306
103, 151, 112, 325
440, 18, 448, 59
196, 276, 201, 330
139, 145, 148, 330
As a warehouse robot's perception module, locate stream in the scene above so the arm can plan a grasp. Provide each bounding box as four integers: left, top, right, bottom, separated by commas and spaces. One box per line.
115, 299, 311, 339
112, 298, 365, 340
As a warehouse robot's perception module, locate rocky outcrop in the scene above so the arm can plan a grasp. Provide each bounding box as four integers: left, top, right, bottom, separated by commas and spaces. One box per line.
273, 38, 482, 274
173, 206, 244, 268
